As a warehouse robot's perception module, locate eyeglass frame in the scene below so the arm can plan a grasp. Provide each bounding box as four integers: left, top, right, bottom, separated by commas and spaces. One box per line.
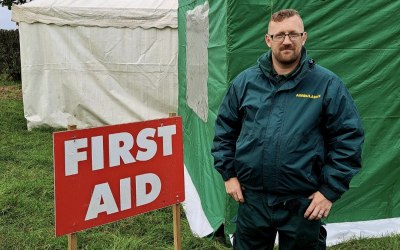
268, 32, 305, 42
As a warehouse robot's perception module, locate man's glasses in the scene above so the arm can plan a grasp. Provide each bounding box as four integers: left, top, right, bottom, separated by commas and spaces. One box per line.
268, 32, 304, 42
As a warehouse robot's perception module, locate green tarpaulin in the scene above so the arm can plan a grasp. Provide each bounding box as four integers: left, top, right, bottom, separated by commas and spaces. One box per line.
179, 0, 400, 245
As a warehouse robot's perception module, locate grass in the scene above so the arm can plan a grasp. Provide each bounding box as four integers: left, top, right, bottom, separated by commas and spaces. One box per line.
0, 78, 399, 249
0, 79, 230, 250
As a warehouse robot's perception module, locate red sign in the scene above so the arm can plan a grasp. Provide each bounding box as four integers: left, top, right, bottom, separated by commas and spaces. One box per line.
53, 117, 184, 236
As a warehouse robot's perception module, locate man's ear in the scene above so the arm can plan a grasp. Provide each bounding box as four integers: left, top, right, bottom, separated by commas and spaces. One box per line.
265, 34, 272, 48
302, 32, 307, 46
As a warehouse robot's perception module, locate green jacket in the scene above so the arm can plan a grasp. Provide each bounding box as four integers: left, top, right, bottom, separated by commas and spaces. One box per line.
211, 48, 364, 203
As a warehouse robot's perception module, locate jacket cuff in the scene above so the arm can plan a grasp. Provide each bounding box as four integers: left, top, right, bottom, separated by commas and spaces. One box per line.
319, 184, 341, 202
221, 171, 237, 181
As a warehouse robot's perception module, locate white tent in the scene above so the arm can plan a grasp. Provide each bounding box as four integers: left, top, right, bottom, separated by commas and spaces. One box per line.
12, 0, 209, 240
12, 0, 178, 129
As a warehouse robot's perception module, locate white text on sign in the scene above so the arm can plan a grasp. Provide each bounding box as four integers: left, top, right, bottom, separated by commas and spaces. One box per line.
84, 174, 161, 220
63, 125, 176, 221
64, 125, 176, 176
53, 117, 184, 236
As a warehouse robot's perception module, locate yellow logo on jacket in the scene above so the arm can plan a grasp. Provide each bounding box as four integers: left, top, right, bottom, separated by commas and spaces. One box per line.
296, 93, 321, 99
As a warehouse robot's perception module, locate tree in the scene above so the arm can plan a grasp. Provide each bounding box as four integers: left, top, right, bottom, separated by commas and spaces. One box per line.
1, 0, 29, 10
0, 30, 21, 81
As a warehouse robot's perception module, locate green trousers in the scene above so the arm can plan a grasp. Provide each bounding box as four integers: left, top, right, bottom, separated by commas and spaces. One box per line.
234, 191, 327, 250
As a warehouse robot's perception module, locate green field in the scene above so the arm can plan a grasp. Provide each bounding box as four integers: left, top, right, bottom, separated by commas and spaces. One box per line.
0, 79, 399, 249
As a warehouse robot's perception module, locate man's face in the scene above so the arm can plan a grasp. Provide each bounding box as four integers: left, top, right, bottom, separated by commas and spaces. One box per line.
265, 15, 307, 66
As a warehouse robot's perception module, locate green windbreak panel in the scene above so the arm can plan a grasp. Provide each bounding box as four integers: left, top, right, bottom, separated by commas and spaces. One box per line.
291, 0, 400, 223
226, 0, 400, 224
178, 0, 228, 231
179, 0, 400, 236
226, 0, 272, 81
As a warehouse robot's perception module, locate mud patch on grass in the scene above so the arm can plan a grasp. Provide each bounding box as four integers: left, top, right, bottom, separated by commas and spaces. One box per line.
0, 85, 22, 100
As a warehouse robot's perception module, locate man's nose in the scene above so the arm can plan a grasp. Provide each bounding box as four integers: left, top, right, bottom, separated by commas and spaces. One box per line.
282, 35, 292, 45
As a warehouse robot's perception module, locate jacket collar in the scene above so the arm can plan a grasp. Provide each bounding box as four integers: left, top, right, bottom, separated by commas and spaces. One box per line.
258, 47, 313, 91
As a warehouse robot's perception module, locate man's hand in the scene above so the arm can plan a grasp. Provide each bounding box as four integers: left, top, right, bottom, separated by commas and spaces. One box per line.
225, 177, 244, 203
304, 191, 332, 220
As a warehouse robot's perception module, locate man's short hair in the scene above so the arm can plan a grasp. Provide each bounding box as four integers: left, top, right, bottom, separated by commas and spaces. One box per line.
270, 9, 301, 22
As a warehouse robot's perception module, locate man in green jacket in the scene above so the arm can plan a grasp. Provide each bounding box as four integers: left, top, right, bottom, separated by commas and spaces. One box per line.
211, 9, 364, 250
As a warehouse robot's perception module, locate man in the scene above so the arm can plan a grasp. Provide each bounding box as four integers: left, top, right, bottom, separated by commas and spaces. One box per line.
211, 9, 364, 249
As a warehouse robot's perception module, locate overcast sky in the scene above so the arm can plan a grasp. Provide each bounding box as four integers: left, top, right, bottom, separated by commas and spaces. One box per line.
0, 6, 17, 30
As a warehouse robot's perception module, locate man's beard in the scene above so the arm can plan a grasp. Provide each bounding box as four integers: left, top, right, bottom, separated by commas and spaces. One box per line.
274, 45, 300, 65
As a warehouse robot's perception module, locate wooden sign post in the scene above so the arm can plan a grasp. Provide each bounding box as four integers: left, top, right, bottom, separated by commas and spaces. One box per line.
67, 233, 77, 250
67, 124, 78, 250
173, 204, 182, 250
169, 113, 182, 250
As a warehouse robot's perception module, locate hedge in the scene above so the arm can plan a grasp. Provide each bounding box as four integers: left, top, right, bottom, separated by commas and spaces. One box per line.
0, 29, 21, 81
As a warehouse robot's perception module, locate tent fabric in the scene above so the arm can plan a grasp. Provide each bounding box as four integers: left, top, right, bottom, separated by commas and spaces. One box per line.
178, 0, 400, 246
185, 2, 209, 122
326, 218, 400, 246
14, 0, 178, 130
178, 0, 228, 235
12, 0, 177, 29
182, 165, 214, 237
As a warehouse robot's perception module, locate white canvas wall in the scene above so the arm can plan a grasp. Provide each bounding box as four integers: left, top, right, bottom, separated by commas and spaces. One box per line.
13, 0, 178, 129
